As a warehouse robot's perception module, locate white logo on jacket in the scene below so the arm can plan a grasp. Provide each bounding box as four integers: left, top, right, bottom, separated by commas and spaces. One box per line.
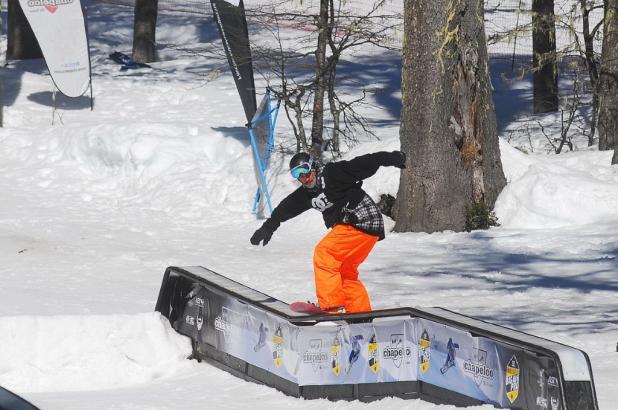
311, 193, 333, 212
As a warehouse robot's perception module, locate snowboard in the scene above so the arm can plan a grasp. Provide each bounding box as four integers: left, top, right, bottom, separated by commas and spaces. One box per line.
290, 301, 326, 314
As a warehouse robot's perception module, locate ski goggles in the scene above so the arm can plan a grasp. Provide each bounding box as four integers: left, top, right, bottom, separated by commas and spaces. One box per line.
290, 160, 314, 180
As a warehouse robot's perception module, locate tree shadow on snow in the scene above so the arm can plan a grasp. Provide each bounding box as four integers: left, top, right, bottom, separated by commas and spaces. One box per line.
376, 231, 618, 336
489, 54, 535, 133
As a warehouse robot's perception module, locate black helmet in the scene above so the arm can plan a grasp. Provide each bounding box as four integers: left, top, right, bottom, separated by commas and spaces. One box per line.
289, 152, 312, 170
289, 152, 317, 180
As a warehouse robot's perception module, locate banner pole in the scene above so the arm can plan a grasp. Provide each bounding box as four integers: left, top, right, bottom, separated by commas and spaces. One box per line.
248, 126, 273, 216
52, 87, 56, 126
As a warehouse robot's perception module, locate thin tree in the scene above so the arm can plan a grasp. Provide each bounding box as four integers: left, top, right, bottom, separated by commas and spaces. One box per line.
532, 0, 558, 113
310, 0, 329, 157
598, 0, 618, 163
132, 0, 158, 63
394, 0, 506, 232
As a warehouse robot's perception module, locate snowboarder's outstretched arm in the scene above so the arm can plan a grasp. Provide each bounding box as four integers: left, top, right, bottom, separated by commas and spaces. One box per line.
250, 188, 311, 246
328, 151, 406, 184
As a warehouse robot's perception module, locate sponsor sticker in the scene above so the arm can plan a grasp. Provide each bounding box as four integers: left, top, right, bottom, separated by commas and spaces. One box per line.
505, 355, 520, 403
331, 333, 342, 376
273, 326, 284, 368
419, 329, 432, 374
368, 334, 380, 374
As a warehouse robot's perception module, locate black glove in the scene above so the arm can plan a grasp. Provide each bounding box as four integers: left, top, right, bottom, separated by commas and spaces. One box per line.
250, 225, 274, 246
390, 150, 407, 169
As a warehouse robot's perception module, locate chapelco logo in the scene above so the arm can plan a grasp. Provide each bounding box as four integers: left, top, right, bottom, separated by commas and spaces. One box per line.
382, 334, 411, 368
214, 315, 230, 336
303, 339, 328, 371
27, 0, 74, 13
464, 348, 495, 386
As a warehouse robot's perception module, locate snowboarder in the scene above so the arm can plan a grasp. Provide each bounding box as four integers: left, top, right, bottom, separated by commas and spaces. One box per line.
250, 150, 406, 313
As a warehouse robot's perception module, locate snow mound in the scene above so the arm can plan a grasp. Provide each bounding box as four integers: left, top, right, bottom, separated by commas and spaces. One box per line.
0, 312, 193, 393
496, 140, 618, 228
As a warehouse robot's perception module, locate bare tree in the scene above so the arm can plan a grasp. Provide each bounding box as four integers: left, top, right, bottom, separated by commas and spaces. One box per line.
133, 0, 158, 63
489, 1, 605, 149
578, 0, 605, 145
249, 0, 401, 157
394, 0, 506, 232
598, 0, 618, 163
310, 0, 329, 157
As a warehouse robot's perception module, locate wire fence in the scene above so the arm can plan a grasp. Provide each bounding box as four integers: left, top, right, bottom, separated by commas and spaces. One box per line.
94, 0, 604, 59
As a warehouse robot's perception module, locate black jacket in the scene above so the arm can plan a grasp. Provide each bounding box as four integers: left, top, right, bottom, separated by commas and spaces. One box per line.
261, 151, 401, 239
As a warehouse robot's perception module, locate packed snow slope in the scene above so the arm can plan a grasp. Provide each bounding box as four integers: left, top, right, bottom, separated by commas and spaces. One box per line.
0, 1, 615, 409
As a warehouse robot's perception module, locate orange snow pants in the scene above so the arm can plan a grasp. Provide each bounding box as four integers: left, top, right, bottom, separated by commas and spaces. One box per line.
313, 224, 378, 313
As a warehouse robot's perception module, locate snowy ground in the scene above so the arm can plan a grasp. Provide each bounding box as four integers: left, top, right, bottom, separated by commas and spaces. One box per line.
0, 1, 616, 409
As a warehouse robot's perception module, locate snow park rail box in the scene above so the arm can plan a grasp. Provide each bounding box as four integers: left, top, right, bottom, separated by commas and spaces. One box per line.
155, 266, 598, 409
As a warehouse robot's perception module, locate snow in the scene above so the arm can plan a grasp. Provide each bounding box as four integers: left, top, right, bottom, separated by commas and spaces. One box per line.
0, 1, 616, 409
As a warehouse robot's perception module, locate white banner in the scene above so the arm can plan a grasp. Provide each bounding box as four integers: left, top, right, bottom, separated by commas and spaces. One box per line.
18, 0, 90, 97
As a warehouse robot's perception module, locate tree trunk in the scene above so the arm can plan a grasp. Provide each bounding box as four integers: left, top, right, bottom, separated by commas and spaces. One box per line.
598, 0, 618, 164
580, 0, 599, 146
532, 0, 558, 113
310, 0, 329, 157
6, 0, 42, 60
132, 0, 158, 63
394, 0, 506, 233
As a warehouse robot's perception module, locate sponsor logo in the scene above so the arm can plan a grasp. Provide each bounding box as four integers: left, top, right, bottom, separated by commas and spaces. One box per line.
214, 315, 230, 336
505, 355, 520, 403
537, 397, 548, 409
210, 3, 242, 80
195, 297, 205, 331
303, 339, 328, 372
273, 326, 284, 368
464, 348, 495, 386
215, 306, 239, 339
331, 332, 342, 376
550, 396, 560, 410
537, 369, 548, 409
419, 329, 432, 374
27, 0, 74, 13
548, 375, 559, 388
382, 334, 411, 368
311, 193, 333, 212
184, 293, 208, 332
368, 334, 380, 374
